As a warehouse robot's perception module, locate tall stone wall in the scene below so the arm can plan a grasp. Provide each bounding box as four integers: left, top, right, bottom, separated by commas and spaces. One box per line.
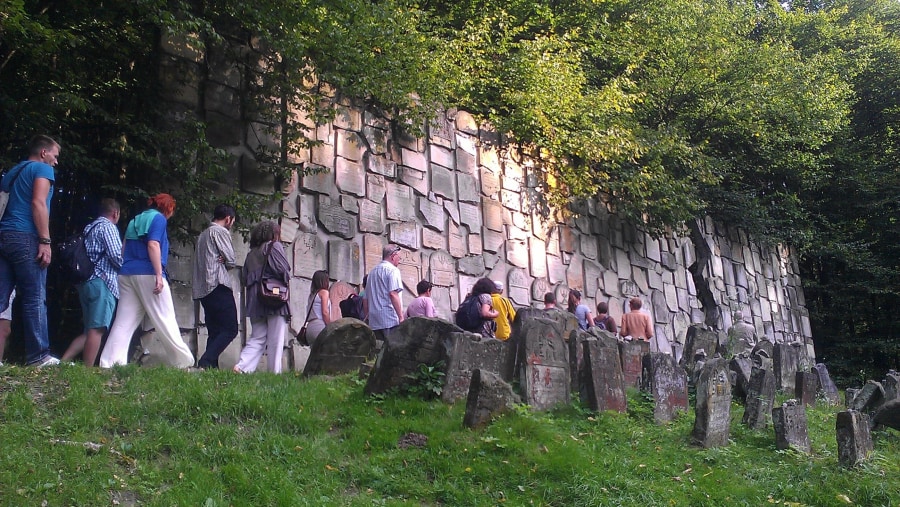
158, 36, 815, 366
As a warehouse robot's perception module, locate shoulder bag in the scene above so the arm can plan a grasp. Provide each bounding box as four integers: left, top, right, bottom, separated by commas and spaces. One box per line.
258, 241, 290, 309
0, 162, 30, 221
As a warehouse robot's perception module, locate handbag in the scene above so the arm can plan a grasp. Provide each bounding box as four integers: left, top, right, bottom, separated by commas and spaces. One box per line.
257, 241, 289, 308
0, 163, 30, 221
295, 295, 316, 346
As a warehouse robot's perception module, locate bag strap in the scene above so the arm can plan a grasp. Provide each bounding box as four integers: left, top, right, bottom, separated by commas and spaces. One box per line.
1, 161, 34, 193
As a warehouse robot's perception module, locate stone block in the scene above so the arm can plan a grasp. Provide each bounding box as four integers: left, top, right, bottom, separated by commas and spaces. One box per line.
443, 333, 508, 404
463, 369, 521, 430
304, 318, 375, 376
641, 352, 690, 424
795, 370, 819, 407
583, 339, 627, 413
742, 366, 775, 430
692, 358, 732, 448
774, 343, 801, 393
836, 410, 873, 468
813, 363, 840, 406
773, 400, 811, 453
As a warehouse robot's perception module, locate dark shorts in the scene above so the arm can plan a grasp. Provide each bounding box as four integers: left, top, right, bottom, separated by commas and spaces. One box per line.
77, 278, 116, 331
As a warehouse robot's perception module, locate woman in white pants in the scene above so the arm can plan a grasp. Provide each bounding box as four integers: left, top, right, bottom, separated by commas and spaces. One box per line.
99, 194, 194, 368
233, 220, 291, 373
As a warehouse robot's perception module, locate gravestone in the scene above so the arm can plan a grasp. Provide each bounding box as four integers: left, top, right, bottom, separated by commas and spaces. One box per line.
619, 340, 650, 389
442, 332, 509, 404
773, 400, 811, 453
582, 339, 627, 413
463, 369, 522, 430
318, 201, 357, 239
364, 317, 459, 395
328, 240, 362, 285
883, 370, 900, 402
729, 354, 753, 402
795, 370, 819, 407
774, 342, 801, 393
692, 358, 732, 448
682, 324, 720, 374
641, 352, 690, 424
358, 199, 385, 233
849, 381, 885, 413
742, 366, 775, 430
836, 410, 873, 468
845, 388, 860, 409
292, 232, 327, 278
429, 250, 456, 287
516, 314, 571, 411
813, 363, 840, 406
303, 319, 376, 376
874, 398, 900, 431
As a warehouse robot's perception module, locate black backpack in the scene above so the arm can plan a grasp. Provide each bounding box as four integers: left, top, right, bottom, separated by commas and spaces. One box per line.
454, 295, 484, 332
339, 293, 364, 320
57, 222, 98, 284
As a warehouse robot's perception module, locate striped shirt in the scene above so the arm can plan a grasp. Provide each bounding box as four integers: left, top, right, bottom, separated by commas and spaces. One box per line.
366, 260, 403, 331
192, 222, 236, 299
84, 217, 123, 298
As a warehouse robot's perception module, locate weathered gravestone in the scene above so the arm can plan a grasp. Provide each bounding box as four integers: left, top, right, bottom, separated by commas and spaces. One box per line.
742, 366, 776, 430
641, 352, 690, 424
364, 317, 458, 395
442, 332, 508, 404
463, 369, 521, 430
774, 343, 801, 393
813, 363, 840, 406
795, 370, 819, 408
729, 354, 753, 402
504, 308, 573, 381
882, 370, 900, 402
692, 358, 732, 448
845, 388, 860, 409
849, 380, 885, 414
751, 340, 774, 370
619, 340, 650, 389
570, 328, 618, 401
836, 410, 873, 468
516, 314, 571, 410
874, 398, 900, 431
773, 400, 811, 453
303, 318, 375, 376
582, 340, 627, 413
681, 324, 721, 376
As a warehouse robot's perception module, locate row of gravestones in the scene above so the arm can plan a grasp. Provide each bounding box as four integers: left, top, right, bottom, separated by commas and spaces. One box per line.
299, 311, 894, 468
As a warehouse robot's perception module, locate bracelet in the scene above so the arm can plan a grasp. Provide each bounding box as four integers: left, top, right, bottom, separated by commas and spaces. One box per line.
38, 237, 51, 245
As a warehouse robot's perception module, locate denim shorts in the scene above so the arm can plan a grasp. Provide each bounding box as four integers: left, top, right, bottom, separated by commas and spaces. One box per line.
77, 278, 116, 330
0, 289, 14, 321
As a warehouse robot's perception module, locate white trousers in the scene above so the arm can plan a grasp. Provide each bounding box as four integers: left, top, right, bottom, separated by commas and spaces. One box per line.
235, 315, 287, 374
99, 275, 194, 368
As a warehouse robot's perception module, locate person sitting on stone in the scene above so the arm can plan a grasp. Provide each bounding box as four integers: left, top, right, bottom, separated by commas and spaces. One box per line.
470, 277, 499, 339
490, 281, 516, 341
406, 279, 436, 318
594, 301, 617, 334
618, 297, 653, 342
726, 310, 757, 357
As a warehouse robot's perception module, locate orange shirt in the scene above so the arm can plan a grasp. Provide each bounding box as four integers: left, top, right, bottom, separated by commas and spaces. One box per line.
619, 311, 653, 341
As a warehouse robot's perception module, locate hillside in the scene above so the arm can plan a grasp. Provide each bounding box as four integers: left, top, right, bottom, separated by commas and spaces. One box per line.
0, 365, 897, 506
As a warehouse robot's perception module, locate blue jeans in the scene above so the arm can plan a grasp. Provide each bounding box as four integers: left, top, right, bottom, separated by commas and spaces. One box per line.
0, 231, 49, 364
198, 284, 238, 369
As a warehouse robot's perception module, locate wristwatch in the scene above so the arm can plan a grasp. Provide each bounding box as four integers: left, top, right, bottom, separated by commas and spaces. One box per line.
38, 237, 51, 245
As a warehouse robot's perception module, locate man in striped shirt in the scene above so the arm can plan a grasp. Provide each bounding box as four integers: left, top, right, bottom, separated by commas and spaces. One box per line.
192, 204, 237, 369
62, 198, 123, 366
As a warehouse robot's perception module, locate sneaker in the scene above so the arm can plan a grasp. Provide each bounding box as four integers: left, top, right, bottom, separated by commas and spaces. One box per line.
36, 356, 61, 368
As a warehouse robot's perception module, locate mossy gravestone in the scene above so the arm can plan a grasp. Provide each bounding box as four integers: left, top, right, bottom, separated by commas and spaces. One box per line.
692, 358, 732, 448
641, 352, 689, 424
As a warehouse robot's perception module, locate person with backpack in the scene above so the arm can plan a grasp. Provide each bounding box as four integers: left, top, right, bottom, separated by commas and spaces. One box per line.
456, 277, 499, 338
61, 199, 123, 366
567, 289, 595, 331
0, 135, 61, 367
490, 281, 516, 341
594, 301, 617, 334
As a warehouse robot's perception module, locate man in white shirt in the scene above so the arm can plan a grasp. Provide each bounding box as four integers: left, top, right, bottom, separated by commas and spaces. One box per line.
366, 244, 404, 341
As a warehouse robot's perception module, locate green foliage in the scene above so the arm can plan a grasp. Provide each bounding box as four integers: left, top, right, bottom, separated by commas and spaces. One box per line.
401, 361, 446, 399
0, 366, 898, 506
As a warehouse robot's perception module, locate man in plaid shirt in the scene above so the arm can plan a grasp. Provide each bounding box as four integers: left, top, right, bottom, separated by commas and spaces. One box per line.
62, 198, 123, 365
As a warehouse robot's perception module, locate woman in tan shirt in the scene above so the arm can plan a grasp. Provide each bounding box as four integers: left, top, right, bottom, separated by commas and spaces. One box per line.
618, 297, 653, 341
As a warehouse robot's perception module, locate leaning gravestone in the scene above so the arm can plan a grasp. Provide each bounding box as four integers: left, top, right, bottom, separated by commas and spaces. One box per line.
517, 315, 571, 411
681, 324, 720, 375
774, 342, 801, 393
304, 318, 376, 376
729, 354, 753, 402
742, 366, 776, 430
850, 380, 885, 413
795, 370, 819, 408
463, 369, 521, 430
619, 340, 650, 389
641, 352, 690, 424
836, 410, 873, 468
442, 332, 508, 404
773, 400, 811, 453
364, 317, 459, 395
813, 363, 840, 406
751, 341, 774, 370
692, 358, 732, 448
882, 370, 899, 402
568, 329, 594, 399
874, 398, 900, 431
582, 340, 627, 413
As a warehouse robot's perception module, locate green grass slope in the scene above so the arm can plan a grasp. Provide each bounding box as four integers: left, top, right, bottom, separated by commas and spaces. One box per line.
0, 365, 897, 506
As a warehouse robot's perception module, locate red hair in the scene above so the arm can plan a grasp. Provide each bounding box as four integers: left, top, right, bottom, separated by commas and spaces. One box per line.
148, 193, 176, 216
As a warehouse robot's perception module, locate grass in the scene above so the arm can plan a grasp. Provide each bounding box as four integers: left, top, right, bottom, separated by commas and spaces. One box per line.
0, 364, 897, 506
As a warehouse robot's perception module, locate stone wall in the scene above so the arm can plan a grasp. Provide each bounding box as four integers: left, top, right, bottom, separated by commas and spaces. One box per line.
158, 36, 815, 368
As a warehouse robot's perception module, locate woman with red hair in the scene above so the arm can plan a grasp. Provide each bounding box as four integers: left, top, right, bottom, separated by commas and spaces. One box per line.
99, 194, 194, 368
